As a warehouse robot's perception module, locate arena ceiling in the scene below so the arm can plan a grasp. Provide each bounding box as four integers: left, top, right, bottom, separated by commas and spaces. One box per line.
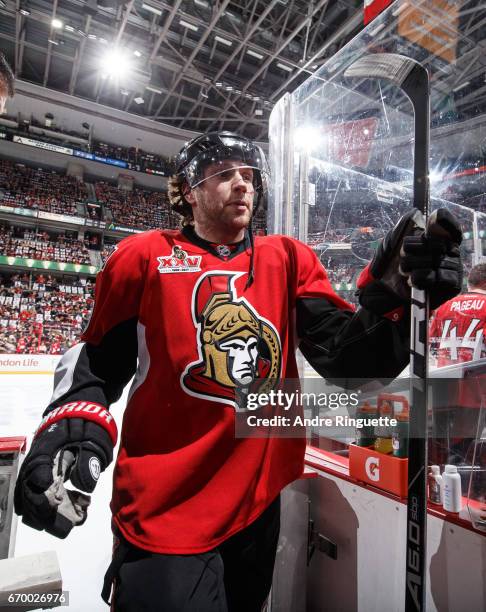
0, 0, 363, 141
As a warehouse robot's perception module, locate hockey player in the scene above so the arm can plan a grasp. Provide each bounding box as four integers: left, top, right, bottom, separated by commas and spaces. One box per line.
430, 263, 486, 366
14, 132, 463, 611
0, 53, 15, 114
429, 262, 486, 463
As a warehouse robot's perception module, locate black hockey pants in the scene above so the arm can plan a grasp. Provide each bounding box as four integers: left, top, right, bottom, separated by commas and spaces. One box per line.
102, 496, 280, 612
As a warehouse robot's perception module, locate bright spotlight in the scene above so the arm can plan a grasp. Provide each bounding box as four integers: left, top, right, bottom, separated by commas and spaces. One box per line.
100, 49, 132, 79
429, 170, 444, 184
52, 18, 63, 29
294, 126, 326, 153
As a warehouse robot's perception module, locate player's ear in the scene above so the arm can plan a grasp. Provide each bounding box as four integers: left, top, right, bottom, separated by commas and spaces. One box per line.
183, 183, 196, 205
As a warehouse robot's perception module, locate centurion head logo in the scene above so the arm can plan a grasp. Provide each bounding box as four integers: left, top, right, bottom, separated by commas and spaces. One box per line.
181, 271, 282, 411
157, 245, 202, 274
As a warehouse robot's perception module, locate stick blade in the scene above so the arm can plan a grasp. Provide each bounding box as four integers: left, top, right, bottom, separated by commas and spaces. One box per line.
344, 53, 421, 86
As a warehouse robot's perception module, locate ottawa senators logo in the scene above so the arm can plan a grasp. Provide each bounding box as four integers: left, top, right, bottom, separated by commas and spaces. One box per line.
181, 271, 282, 411
157, 245, 202, 273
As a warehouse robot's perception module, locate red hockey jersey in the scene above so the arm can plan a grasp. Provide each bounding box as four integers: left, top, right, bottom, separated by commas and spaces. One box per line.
429, 291, 486, 367
45, 227, 409, 554
80, 229, 351, 553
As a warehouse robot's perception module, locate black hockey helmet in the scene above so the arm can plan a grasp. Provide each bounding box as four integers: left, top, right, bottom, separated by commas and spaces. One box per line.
171, 131, 269, 290
175, 131, 269, 201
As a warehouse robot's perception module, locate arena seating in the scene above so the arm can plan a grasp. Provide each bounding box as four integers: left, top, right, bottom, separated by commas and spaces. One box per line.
92, 141, 173, 175
0, 272, 94, 354
95, 181, 177, 230
0, 159, 87, 217
0, 224, 91, 265
2, 119, 173, 176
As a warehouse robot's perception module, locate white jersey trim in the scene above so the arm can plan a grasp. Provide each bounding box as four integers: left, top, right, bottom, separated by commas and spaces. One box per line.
49, 342, 84, 404
127, 321, 150, 403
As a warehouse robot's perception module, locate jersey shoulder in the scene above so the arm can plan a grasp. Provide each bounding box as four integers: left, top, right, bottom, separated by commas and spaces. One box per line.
118, 228, 181, 248
109, 229, 183, 258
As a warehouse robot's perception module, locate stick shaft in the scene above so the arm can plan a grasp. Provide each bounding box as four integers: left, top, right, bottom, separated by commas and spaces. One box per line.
404, 63, 430, 612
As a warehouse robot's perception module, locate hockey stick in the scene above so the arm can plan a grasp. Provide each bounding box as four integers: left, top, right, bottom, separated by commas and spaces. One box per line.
344, 54, 430, 612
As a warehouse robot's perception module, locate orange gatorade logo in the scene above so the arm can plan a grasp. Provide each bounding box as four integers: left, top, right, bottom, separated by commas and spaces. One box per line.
181, 271, 282, 411
157, 245, 202, 273
365, 456, 380, 482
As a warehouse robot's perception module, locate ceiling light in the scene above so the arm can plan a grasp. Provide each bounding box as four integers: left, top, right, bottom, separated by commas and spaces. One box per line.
134, 96, 145, 104
77, 28, 86, 37
252, 96, 260, 101
215, 81, 223, 87
48, 39, 59, 45
52, 18, 63, 29
100, 49, 132, 78
64, 24, 75, 32
215, 36, 232, 47
179, 19, 198, 31
276, 62, 293, 72
120, 89, 130, 96
88, 33, 97, 40
146, 85, 163, 94
246, 49, 263, 60
244, 93, 252, 98
98, 37, 108, 44
194, 0, 209, 6
225, 86, 233, 91
133, 49, 142, 57
19, 7, 30, 16
142, 3, 163, 16
255, 109, 263, 116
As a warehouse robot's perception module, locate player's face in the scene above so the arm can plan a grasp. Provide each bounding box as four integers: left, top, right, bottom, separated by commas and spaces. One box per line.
187, 160, 255, 237
0, 79, 8, 115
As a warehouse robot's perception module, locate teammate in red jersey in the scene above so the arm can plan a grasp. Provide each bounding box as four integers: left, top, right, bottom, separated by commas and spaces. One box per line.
430, 263, 486, 366
14, 132, 463, 611
429, 263, 486, 464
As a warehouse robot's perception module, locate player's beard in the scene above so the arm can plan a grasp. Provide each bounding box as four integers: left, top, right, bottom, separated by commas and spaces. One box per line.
195, 190, 252, 238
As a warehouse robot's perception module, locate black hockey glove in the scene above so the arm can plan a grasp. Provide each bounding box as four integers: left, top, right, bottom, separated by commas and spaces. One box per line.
357, 209, 424, 318
400, 208, 463, 309
357, 208, 463, 316
14, 414, 115, 539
